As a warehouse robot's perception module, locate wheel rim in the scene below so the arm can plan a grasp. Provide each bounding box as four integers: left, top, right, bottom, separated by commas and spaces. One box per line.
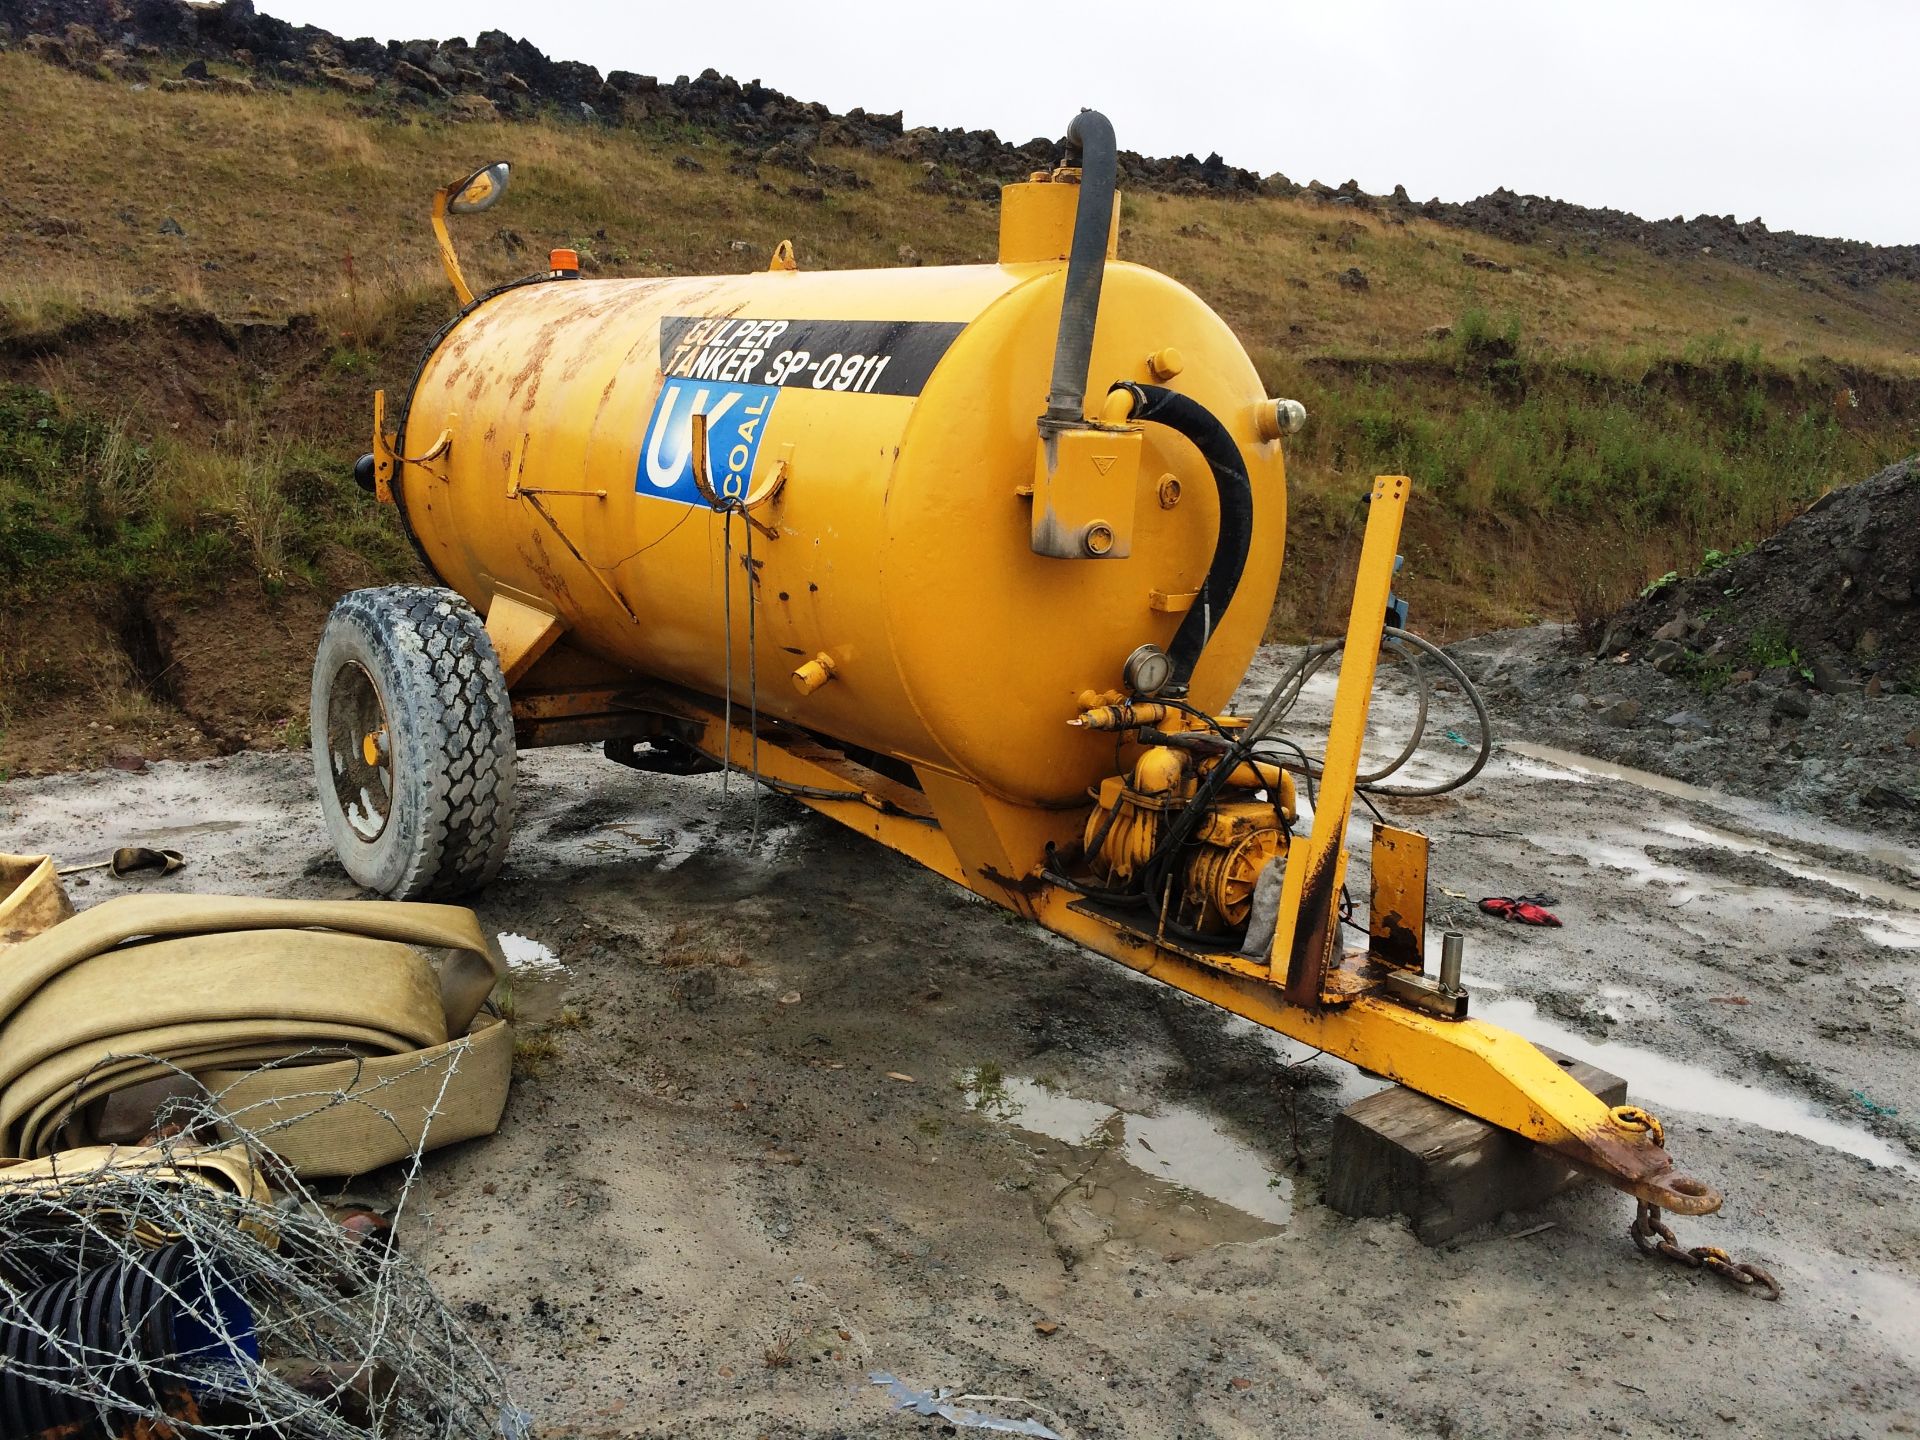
325, 661, 393, 842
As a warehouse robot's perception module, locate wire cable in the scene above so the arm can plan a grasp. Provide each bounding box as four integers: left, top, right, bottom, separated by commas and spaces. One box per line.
1247, 627, 1490, 798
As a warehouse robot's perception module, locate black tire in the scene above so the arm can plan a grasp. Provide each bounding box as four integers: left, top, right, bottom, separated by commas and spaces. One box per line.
310, 585, 516, 898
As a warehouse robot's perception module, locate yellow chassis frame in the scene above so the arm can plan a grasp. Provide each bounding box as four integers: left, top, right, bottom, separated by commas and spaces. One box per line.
499, 476, 1718, 1215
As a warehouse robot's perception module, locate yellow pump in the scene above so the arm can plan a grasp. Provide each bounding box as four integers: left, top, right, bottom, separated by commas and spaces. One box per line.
315, 112, 1722, 1230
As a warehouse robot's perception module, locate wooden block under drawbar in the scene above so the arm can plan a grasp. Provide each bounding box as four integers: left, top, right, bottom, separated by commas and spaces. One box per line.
1325, 1046, 1627, 1246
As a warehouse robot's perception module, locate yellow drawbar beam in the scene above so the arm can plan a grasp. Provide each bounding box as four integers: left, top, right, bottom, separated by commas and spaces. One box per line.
518, 474, 1721, 1217
1270, 473, 1409, 1005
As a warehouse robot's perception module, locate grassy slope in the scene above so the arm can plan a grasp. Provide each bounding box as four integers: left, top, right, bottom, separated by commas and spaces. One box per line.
2, 53, 1917, 767
7, 56, 1916, 366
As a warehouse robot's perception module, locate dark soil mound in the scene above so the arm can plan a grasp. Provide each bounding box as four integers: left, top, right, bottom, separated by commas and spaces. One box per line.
1466, 459, 1920, 838
1606, 456, 1920, 691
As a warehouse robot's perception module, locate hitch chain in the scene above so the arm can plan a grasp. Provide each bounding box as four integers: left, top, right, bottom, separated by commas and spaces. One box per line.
1631, 1202, 1782, 1301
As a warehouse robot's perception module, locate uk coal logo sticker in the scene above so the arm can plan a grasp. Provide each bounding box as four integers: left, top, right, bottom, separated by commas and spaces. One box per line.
637, 377, 777, 505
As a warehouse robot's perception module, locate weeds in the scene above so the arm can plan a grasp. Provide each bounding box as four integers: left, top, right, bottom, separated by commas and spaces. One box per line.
490, 977, 517, 1023
1269, 341, 1886, 559
0, 384, 414, 604
1565, 553, 1639, 651
1453, 304, 1524, 366
1685, 657, 1736, 695
0, 275, 141, 342
959, 1061, 1010, 1115
660, 919, 752, 967
101, 684, 168, 730
1747, 622, 1805, 673
511, 1033, 559, 1079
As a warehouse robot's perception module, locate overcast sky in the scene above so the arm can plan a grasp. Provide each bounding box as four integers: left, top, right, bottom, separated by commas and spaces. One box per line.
277, 0, 1916, 245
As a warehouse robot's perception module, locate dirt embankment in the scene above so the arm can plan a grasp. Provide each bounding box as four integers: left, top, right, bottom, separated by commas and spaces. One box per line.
1469, 457, 1920, 837
1607, 455, 1920, 689
0, 305, 437, 778
0, 585, 336, 775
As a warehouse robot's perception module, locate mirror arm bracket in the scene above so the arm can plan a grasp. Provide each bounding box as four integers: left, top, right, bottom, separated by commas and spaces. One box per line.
431, 186, 476, 308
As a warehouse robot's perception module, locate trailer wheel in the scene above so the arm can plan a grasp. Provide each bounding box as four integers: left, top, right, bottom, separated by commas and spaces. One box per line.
310, 585, 516, 898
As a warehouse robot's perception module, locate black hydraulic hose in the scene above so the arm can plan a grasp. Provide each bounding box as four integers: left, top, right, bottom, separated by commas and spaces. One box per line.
1042, 109, 1118, 427
1113, 383, 1255, 696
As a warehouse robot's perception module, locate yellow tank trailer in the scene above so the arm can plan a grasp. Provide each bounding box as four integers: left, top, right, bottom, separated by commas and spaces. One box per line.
313, 115, 1724, 1234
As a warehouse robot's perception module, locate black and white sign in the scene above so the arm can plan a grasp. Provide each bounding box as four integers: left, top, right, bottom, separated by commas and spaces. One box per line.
658, 316, 965, 397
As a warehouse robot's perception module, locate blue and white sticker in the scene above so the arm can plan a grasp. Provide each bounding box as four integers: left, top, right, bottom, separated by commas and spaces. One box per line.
636, 377, 778, 505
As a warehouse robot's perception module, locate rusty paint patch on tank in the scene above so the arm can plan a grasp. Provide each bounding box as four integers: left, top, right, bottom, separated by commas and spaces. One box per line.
519, 528, 578, 615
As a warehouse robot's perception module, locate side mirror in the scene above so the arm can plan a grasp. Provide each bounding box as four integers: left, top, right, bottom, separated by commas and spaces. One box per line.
447, 161, 510, 215
431, 162, 512, 306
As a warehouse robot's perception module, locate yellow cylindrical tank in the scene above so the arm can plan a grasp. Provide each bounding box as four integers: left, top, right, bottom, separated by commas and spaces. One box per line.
391, 180, 1287, 808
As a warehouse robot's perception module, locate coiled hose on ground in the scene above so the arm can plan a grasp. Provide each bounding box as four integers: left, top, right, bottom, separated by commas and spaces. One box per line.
1248, 626, 1491, 800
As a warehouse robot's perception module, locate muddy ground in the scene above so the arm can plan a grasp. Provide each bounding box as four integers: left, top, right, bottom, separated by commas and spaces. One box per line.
2, 640, 1917, 1438
1465, 623, 1920, 845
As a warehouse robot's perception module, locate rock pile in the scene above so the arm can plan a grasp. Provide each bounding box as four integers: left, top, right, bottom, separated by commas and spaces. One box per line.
1414, 189, 1920, 290
1608, 456, 1919, 693
1470, 457, 1920, 832
0, 0, 1262, 199
2, 0, 1915, 282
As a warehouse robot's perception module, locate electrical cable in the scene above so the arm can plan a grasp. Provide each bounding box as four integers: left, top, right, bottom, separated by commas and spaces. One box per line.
744, 508, 763, 848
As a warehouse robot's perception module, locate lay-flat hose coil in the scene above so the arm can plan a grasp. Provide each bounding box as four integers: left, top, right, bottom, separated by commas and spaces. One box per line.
0, 894, 510, 1176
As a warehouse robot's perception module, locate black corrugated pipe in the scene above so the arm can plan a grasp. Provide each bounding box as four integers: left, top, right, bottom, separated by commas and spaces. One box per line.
0, 1240, 257, 1433
1041, 109, 1118, 429
1110, 382, 1254, 696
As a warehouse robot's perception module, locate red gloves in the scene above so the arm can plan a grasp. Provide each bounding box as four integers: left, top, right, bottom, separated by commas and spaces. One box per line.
1478, 897, 1562, 927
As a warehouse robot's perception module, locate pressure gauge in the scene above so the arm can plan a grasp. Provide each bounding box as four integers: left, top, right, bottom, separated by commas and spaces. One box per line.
1123, 643, 1173, 697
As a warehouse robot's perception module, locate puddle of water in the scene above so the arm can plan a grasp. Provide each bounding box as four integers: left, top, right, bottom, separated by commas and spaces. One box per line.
1499, 754, 1596, 785
635, 814, 811, 874
1532, 818, 1920, 955
1655, 818, 1920, 912
1527, 825, 1920, 947
968, 1075, 1292, 1232
494, 936, 569, 1025
1475, 997, 1916, 1176
1858, 919, 1920, 951
1525, 834, 1733, 905
1505, 743, 1919, 877
497, 932, 565, 974
1506, 742, 1725, 806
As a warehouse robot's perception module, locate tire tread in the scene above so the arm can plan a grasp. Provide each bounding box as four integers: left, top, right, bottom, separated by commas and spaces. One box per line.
311, 585, 516, 898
